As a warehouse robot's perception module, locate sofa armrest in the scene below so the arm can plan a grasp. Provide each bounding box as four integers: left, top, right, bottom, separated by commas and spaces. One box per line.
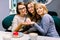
2, 14, 16, 29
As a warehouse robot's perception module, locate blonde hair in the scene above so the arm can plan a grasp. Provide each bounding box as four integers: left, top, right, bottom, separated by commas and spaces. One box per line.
35, 3, 48, 14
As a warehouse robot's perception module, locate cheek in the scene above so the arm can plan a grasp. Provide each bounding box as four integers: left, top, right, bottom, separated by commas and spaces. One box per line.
24, 9, 27, 12
36, 9, 40, 13
41, 9, 44, 13
29, 8, 32, 11
36, 9, 42, 15
18, 10, 21, 13
37, 13, 40, 15
32, 8, 34, 12
37, 9, 43, 13
23, 9, 26, 12
29, 8, 33, 11
28, 9, 30, 12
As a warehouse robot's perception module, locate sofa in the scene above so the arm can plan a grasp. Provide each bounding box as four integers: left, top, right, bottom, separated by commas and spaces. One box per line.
48, 11, 60, 36
2, 11, 60, 35
2, 14, 16, 32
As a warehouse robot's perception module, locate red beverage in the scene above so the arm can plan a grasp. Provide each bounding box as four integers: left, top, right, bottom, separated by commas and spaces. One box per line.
13, 32, 19, 38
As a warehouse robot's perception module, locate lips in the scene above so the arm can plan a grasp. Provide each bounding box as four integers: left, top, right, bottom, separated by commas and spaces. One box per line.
21, 9, 26, 13
29, 9, 34, 13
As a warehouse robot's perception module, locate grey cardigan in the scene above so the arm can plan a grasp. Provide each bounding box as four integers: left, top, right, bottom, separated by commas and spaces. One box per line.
28, 14, 59, 37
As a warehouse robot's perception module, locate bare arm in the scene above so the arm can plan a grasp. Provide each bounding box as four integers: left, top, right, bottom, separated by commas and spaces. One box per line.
13, 23, 23, 32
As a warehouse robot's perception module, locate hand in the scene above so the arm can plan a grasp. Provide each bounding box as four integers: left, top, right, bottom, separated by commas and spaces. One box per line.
22, 18, 32, 25
23, 31, 28, 34
22, 22, 32, 25
26, 18, 31, 24
26, 18, 35, 24
21, 18, 35, 25
30, 22, 35, 24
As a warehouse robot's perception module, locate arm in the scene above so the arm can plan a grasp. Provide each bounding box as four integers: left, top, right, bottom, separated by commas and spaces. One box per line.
46, 16, 59, 37
33, 16, 50, 35
34, 14, 59, 37
12, 17, 34, 32
26, 25, 37, 33
46, 23, 59, 37
12, 16, 23, 32
13, 23, 23, 32
23, 26, 37, 34
34, 23, 46, 35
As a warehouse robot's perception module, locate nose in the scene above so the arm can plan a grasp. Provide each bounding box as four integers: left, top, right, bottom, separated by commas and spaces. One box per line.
29, 8, 33, 11
22, 9, 25, 12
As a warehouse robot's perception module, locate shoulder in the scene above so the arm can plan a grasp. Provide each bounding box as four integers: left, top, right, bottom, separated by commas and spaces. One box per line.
14, 14, 20, 19
42, 14, 49, 20
43, 14, 51, 18
43, 14, 53, 20
13, 14, 20, 21
42, 14, 54, 23
41, 14, 53, 23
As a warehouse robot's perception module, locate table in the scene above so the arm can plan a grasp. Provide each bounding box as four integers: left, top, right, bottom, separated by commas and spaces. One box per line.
0, 31, 60, 40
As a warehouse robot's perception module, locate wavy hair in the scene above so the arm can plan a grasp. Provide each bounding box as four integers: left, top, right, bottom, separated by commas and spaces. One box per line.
16, 2, 26, 14
35, 3, 48, 14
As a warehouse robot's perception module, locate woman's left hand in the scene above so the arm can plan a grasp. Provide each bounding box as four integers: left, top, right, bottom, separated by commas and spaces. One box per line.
23, 31, 28, 34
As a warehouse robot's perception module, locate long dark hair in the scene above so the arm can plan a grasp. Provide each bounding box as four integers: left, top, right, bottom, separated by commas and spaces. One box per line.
16, 2, 26, 14
26, 2, 36, 21
26, 2, 41, 22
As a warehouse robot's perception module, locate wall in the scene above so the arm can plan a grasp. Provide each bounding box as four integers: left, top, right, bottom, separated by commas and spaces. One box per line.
0, 0, 9, 31
47, 0, 60, 18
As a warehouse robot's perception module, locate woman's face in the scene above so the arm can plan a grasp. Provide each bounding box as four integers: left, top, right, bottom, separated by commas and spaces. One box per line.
18, 5, 27, 16
27, 3, 34, 14
36, 4, 44, 16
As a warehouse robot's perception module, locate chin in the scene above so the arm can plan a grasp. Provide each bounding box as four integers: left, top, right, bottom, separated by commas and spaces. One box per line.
31, 11, 34, 13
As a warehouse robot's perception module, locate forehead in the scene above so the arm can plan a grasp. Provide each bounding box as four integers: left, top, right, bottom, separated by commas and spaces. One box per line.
28, 3, 34, 7
36, 4, 42, 8
18, 5, 25, 8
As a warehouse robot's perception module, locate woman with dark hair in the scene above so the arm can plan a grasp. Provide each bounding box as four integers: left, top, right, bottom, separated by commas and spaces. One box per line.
23, 1, 41, 34
9, 2, 34, 32
26, 1, 41, 22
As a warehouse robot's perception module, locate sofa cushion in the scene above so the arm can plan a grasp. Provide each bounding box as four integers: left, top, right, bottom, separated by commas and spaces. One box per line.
48, 11, 58, 16
52, 16, 60, 36
2, 14, 16, 29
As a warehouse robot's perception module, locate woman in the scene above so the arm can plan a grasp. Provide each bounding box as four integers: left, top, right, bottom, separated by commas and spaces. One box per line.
33, 3, 59, 37
10, 2, 33, 32
24, 1, 41, 34
26, 1, 36, 21
27, 1, 41, 22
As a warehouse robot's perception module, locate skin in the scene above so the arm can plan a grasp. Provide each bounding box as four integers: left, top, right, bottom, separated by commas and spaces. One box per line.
27, 2, 35, 15
35, 4, 45, 17
23, 2, 35, 33
18, 5, 27, 17
14, 5, 27, 32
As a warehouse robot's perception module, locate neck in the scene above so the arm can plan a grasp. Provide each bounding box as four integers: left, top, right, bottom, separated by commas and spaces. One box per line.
40, 13, 44, 17
19, 14, 25, 17
32, 12, 35, 16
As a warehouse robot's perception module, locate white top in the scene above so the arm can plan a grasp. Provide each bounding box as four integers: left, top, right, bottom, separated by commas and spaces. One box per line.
8, 15, 27, 31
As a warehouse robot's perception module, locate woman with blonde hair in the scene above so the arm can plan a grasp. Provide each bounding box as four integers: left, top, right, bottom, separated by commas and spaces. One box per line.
32, 3, 59, 37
